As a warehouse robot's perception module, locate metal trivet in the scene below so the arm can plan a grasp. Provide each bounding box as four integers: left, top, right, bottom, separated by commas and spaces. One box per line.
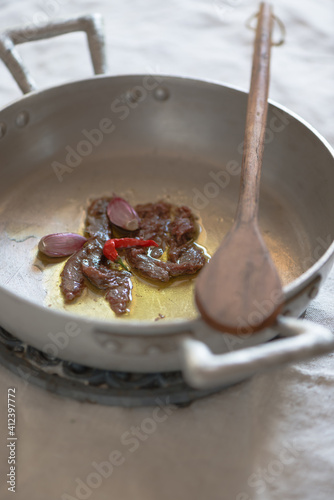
0, 327, 220, 407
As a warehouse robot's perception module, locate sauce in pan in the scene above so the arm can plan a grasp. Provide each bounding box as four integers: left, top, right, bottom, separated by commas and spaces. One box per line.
38, 226, 210, 322
0, 157, 308, 322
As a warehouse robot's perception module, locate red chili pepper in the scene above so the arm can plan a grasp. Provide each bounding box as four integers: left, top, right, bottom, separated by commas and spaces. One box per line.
113, 238, 158, 249
103, 240, 118, 261
103, 238, 159, 262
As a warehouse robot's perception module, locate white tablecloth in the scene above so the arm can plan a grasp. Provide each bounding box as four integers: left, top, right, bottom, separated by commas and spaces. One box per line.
0, 1, 334, 499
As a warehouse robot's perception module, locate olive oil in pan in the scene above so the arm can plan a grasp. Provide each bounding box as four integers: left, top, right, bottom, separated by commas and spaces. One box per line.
39, 212, 300, 322
40, 219, 211, 322
40, 252, 209, 323
1, 158, 307, 315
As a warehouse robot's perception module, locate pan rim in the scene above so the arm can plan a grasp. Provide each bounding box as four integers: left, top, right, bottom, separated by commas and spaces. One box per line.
1, 73, 334, 334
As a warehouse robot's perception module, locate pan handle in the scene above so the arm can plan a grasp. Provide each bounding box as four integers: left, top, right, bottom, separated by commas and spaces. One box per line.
180, 316, 334, 389
0, 14, 107, 94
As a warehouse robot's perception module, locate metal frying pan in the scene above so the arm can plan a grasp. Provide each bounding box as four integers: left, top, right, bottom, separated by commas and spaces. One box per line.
0, 14, 334, 390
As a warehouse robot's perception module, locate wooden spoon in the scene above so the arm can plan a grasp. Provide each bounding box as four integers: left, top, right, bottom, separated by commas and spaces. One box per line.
195, 2, 284, 334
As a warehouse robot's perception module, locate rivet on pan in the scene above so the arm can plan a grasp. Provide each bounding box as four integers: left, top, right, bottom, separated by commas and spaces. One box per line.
125, 88, 144, 104
102, 339, 120, 351
146, 345, 161, 356
0, 122, 6, 138
16, 110, 29, 128
94, 332, 120, 351
308, 285, 319, 300
154, 86, 170, 101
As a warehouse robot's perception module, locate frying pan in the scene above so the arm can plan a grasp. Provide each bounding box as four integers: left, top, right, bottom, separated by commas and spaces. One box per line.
0, 14, 334, 390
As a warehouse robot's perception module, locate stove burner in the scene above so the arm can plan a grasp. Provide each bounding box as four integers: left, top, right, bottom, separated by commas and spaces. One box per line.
0, 327, 219, 407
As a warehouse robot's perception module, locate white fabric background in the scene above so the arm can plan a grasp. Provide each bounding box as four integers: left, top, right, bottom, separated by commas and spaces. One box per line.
0, 0, 334, 499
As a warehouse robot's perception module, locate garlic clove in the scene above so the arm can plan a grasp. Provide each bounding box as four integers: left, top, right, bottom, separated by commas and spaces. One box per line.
38, 233, 87, 257
107, 196, 140, 231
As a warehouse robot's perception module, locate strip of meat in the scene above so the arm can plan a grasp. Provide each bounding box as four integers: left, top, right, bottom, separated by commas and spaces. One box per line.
85, 198, 113, 240
166, 245, 206, 276
168, 206, 206, 272
126, 246, 205, 281
126, 249, 170, 282
60, 246, 87, 302
168, 205, 203, 265
81, 238, 132, 314
60, 237, 104, 302
81, 237, 105, 266
125, 201, 172, 281
135, 201, 171, 249
169, 206, 197, 246
82, 262, 132, 314
105, 282, 132, 315
126, 202, 207, 282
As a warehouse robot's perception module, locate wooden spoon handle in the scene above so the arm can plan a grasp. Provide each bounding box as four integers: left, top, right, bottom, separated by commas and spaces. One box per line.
236, 2, 274, 224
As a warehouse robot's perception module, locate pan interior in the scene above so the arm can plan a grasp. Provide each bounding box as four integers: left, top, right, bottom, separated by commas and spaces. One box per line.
1, 75, 332, 325
0, 153, 308, 323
